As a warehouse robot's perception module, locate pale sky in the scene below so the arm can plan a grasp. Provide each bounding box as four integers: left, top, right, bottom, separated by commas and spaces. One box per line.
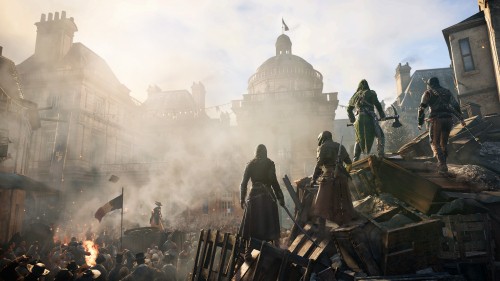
0, 0, 479, 119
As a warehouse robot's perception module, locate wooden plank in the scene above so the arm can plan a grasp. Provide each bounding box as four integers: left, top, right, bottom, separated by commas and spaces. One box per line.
282, 175, 301, 211
390, 160, 436, 172
288, 233, 306, 254
191, 229, 205, 281
206, 230, 220, 280
375, 158, 441, 214
297, 236, 323, 258
216, 233, 230, 281
309, 238, 332, 261
231, 250, 260, 281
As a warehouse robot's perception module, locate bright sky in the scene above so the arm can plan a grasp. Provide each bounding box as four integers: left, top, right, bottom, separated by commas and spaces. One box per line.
0, 0, 478, 119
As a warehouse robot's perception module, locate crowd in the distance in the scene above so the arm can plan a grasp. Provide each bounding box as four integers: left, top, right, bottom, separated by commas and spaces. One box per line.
0, 232, 197, 281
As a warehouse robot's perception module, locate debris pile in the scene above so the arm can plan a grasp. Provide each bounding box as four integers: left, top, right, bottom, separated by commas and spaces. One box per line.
448, 164, 500, 191
191, 116, 500, 280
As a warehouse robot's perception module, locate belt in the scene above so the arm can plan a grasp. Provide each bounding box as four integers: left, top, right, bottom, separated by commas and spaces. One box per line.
250, 182, 268, 190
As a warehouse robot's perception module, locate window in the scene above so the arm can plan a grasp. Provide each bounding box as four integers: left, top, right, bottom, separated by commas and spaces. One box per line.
42, 132, 55, 161
0, 129, 8, 157
459, 38, 475, 72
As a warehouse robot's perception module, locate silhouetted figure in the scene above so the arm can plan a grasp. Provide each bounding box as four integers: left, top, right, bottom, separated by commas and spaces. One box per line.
240, 144, 285, 261
418, 77, 465, 173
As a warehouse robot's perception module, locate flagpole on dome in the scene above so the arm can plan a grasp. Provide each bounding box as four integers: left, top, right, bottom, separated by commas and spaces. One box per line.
120, 187, 124, 251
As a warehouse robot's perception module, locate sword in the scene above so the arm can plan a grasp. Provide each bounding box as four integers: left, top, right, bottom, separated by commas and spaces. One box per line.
262, 186, 320, 248
281, 204, 320, 248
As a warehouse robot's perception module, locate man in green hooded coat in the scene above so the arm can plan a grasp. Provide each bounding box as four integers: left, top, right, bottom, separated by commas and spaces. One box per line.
347, 79, 386, 161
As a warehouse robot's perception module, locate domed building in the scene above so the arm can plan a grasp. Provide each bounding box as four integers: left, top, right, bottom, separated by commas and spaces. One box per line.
232, 33, 338, 180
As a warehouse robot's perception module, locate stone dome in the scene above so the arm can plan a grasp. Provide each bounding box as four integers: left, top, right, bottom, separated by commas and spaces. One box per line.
247, 35, 323, 94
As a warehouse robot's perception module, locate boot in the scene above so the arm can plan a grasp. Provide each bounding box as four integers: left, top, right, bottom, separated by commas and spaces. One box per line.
353, 142, 362, 162
438, 163, 448, 173
436, 152, 448, 174
377, 135, 385, 158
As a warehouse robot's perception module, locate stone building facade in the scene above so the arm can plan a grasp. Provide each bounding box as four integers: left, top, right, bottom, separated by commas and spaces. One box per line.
442, 8, 500, 115
232, 34, 338, 180
16, 11, 142, 205
0, 47, 44, 242
137, 82, 243, 226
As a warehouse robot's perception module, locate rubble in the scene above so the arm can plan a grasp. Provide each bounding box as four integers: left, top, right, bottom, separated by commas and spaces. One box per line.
448, 164, 500, 191
191, 116, 500, 280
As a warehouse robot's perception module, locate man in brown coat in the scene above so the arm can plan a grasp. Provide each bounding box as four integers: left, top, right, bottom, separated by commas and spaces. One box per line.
418, 77, 465, 173
311, 131, 356, 232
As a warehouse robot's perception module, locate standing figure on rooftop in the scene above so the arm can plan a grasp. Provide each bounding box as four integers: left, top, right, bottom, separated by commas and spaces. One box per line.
418, 77, 465, 173
150, 202, 164, 231
240, 144, 285, 260
347, 79, 386, 161
311, 131, 356, 231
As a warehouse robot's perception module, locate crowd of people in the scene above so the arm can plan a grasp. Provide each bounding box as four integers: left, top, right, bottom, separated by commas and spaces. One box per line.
0, 231, 198, 281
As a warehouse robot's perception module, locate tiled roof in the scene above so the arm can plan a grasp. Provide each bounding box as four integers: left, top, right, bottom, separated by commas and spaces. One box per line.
397, 67, 457, 109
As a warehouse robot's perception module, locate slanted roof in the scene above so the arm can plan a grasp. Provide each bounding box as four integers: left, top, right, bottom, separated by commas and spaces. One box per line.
17, 42, 130, 94
398, 67, 456, 109
442, 11, 486, 59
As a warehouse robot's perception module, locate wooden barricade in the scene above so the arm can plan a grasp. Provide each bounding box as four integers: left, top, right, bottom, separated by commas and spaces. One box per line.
191, 229, 239, 281
438, 213, 495, 280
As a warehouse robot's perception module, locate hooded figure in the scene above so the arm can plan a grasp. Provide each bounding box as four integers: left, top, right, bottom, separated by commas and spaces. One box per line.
418, 77, 465, 173
311, 131, 357, 229
239, 144, 284, 259
347, 79, 386, 161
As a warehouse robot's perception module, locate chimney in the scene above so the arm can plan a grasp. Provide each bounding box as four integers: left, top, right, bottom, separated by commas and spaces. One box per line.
34, 11, 78, 62
395, 62, 411, 97
0, 46, 3, 56
191, 82, 206, 110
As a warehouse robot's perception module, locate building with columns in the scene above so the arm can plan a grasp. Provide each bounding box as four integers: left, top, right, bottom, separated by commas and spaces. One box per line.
232, 33, 338, 180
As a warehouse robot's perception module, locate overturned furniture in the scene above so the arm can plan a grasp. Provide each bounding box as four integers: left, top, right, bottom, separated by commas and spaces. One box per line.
335, 195, 443, 276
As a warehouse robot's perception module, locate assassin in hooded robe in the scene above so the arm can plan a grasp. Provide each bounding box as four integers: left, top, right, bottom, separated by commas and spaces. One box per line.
347, 79, 386, 161
240, 144, 285, 246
